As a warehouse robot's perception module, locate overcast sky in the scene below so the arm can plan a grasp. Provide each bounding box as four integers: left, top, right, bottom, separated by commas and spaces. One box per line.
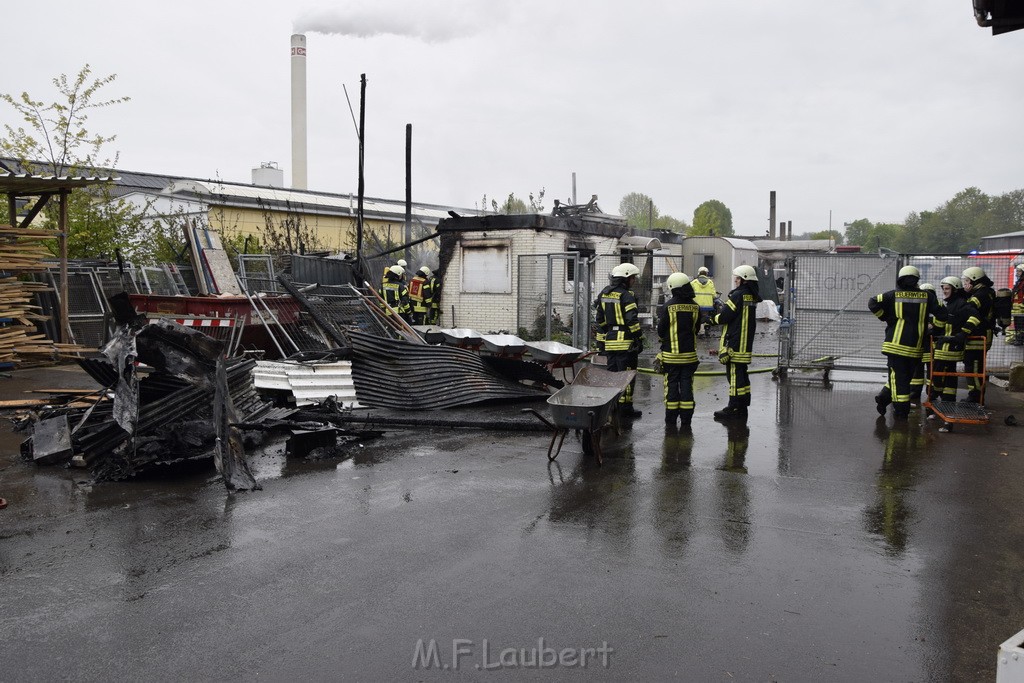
3, 0, 1021, 235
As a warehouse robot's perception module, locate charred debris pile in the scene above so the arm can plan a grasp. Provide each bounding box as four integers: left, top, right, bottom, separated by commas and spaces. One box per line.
16, 287, 564, 490
18, 297, 382, 491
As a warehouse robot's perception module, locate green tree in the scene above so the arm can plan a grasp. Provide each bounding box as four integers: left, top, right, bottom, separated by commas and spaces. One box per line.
690, 199, 734, 236
809, 229, 844, 245
653, 214, 690, 233
619, 192, 659, 228
843, 218, 873, 247
989, 189, 1024, 233
1, 64, 154, 261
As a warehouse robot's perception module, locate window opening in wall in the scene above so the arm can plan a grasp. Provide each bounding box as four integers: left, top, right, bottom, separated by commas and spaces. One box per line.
461, 241, 511, 293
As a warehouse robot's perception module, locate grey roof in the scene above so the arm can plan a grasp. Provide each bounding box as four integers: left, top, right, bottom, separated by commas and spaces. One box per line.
980, 230, 1024, 240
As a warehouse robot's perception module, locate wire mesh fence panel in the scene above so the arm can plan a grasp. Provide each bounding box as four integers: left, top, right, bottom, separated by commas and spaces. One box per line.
515, 253, 590, 348
780, 255, 898, 372
238, 255, 279, 294
139, 266, 178, 296
93, 267, 139, 301
176, 265, 200, 295
286, 283, 404, 345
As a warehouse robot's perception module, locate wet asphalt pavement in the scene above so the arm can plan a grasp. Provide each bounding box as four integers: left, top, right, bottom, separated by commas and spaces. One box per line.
2, 360, 1024, 681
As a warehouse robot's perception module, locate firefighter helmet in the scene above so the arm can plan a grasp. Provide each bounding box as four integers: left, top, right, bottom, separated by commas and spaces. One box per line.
733, 264, 758, 281
898, 265, 920, 279
962, 266, 986, 282
1016, 263, 1024, 274
611, 263, 640, 279
418, 266, 431, 277
940, 276, 961, 289
666, 272, 691, 290
388, 265, 404, 277
920, 282, 935, 291
397, 259, 408, 268
697, 266, 709, 276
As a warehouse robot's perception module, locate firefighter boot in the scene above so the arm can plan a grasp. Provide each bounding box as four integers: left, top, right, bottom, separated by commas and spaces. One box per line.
874, 389, 891, 416
664, 409, 679, 426
713, 405, 747, 421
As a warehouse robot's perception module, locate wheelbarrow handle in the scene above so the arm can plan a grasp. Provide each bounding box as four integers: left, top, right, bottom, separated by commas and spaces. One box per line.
521, 407, 555, 430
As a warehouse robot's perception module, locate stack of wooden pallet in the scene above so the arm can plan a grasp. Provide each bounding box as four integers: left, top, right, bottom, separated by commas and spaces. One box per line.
0, 225, 89, 365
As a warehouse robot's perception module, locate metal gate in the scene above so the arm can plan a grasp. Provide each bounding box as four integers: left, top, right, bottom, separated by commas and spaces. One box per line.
516, 253, 591, 349
778, 254, 897, 373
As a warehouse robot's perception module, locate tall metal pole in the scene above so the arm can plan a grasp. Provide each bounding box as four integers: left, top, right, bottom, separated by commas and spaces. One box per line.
769, 190, 776, 238
405, 123, 412, 266
356, 74, 366, 270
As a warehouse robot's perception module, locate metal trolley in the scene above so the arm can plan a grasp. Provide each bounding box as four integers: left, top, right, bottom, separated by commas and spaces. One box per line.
923, 335, 990, 432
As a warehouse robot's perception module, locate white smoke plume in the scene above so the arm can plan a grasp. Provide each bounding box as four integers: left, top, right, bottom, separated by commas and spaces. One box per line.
294, 0, 505, 42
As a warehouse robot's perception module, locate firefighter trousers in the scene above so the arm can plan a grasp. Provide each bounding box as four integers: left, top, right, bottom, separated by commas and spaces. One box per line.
608, 350, 638, 406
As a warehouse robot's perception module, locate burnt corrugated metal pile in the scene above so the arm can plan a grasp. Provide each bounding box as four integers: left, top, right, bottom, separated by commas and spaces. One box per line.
348, 330, 554, 410
20, 308, 290, 491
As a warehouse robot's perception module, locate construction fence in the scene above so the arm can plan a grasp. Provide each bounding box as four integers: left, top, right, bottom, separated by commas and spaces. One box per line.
778, 252, 1024, 375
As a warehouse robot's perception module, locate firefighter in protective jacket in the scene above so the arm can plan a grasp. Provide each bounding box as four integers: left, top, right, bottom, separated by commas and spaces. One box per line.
869, 265, 945, 418
928, 276, 981, 405
596, 263, 643, 417
961, 266, 996, 403
408, 266, 434, 325
381, 265, 411, 322
711, 265, 762, 421
657, 271, 700, 429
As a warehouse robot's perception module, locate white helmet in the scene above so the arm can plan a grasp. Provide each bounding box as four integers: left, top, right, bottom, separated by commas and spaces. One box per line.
611, 263, 640, 279
418, 266, 431, 277
1016, 263, 1024, 274
388, 265, 404, 277
940, 276, 961, 289
397, 259, 408, 268
919, 282, 935, 291
898, 265, 920, 279
697, 266, 709, 275
666, 272, 691, 289
733, 264, 757, 281
962, 266, 985, 282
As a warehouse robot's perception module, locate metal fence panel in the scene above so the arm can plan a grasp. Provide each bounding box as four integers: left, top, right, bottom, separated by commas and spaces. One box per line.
780, 255, 897, 372
780, 252, 1024, 374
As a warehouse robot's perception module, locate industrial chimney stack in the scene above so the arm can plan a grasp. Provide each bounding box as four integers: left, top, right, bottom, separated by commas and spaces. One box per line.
290, 34, 308, 190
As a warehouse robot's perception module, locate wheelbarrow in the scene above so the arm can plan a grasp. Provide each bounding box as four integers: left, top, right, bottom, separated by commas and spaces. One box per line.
523, 365, 637, 465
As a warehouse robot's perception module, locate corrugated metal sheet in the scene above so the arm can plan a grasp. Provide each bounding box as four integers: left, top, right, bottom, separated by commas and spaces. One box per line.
349, 330, 548, 410
253, 360, 360, 408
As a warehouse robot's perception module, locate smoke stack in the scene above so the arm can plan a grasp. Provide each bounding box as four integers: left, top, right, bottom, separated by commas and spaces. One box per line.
291, 34, 308, 190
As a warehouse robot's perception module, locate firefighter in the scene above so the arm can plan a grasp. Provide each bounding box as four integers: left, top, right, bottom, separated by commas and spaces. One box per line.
382, 258, 408, 286
911, 282, 937, 404
711, 264, 762, 421
869, 265, 945, 418
657, 271, 700, 429
408, 266, 433, 325
381, 265, 410, 322
596, 262, 643, 418
427, 270, 442, 325
691, 266, 718, 337
961, 266, 996, 403
928, 276, 981, 407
